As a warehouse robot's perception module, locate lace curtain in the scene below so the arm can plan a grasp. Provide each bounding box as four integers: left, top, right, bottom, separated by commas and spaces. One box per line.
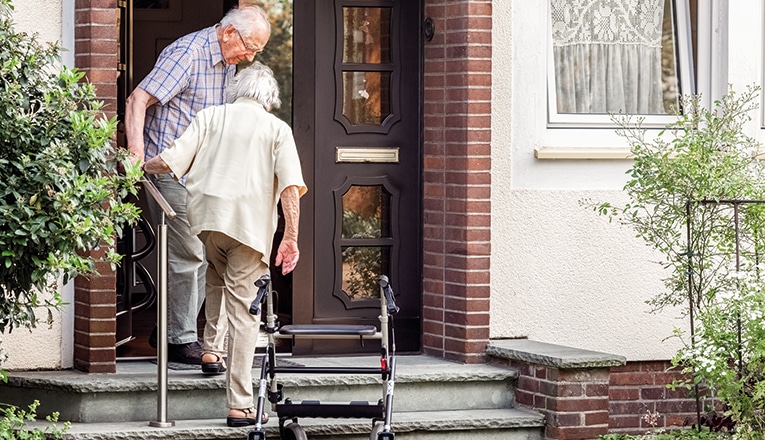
550, 0, 666, 114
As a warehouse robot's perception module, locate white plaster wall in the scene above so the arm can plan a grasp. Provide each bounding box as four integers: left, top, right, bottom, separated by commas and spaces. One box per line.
1, 0, 74, 371
13, 0, 63, 47
490, 1, 687, 361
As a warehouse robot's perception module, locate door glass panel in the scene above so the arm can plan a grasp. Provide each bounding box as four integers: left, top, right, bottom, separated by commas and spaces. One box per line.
342, 71, 391, 125
342, 246, 388, 299
341, 185, 391, 300
341, 185, 390, 239
342, 7, 391, 64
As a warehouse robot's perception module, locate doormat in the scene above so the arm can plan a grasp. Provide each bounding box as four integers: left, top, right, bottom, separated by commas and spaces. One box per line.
153, 356, 303, 371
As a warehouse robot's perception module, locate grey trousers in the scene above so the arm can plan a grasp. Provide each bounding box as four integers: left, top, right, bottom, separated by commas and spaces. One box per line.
145, 173, 210, 345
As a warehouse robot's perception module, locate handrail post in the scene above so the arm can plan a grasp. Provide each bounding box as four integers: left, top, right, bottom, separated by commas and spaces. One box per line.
143, 178, 176, 428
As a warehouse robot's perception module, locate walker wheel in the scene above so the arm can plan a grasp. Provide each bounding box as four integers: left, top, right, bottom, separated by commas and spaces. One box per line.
246, 429, 266, 440
370, 423, 395, 440
370, 423, 383, 440
282, 422, 307, 440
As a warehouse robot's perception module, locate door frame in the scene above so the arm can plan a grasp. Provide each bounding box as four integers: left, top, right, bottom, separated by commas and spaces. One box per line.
291, 0, 318, 331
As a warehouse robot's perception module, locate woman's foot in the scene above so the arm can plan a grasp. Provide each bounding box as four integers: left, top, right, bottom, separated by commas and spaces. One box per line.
201, 352, 226, 375
226, 408, 269, 427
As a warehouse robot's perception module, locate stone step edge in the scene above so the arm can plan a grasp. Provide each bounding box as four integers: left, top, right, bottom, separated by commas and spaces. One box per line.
4, 369, 518, 393
46, 408, 544, 440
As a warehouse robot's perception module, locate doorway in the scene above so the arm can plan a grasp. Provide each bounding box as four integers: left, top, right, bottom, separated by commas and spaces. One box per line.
115, 0, 423, 357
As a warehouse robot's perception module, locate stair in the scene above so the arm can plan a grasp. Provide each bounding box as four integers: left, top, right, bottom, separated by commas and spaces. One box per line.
2, 355, 545, 440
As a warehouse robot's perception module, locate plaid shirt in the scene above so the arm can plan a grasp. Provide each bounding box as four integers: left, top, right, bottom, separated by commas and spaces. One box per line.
139, 26, 236, 161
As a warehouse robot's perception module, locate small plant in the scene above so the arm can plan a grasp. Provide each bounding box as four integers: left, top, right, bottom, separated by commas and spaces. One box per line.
598, 411, 728, 439
599, 430, 728, 440
0, 400, 70, 440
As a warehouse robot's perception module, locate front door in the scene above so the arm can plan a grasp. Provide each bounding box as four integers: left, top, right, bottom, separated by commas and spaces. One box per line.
291, 0, 423, 354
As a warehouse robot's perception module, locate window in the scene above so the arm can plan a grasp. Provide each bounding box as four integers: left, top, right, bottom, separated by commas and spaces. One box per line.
547, 0, 696, 127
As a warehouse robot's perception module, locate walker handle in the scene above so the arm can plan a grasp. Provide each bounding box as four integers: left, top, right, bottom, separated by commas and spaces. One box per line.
250, 274, 271, 315
379, 275, 399, 316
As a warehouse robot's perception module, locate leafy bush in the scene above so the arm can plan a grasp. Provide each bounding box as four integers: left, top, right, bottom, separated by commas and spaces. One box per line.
0, 400, 69, 440
0, 0, 140, 335
586, 86, 765, 437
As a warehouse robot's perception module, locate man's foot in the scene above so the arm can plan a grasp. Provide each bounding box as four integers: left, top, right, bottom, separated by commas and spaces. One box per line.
149, 326, 157, 349
149, 326, 204, 365
167, 340, 204, 365
226, 408, 269, 427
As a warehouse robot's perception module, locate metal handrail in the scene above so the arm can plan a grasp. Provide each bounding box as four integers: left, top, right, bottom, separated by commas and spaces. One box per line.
143, 177, 176, 428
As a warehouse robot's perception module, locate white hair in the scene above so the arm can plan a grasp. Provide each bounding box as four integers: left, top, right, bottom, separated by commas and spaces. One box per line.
220, 5, 270, 38
227, 62, 281, 111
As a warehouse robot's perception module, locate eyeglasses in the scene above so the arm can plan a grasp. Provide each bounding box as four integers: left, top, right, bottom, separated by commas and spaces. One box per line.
236, 29, 263, 55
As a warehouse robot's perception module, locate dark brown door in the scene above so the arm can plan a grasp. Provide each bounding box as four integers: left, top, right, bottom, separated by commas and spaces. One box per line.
292, 0, 423, 354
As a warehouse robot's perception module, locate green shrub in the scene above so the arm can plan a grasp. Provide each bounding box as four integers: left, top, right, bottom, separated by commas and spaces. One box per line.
0, 0, 140, 336
0, 400, 69, 440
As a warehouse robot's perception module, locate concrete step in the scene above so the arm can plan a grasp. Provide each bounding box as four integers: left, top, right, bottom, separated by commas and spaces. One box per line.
1, 355, 520, 423
5, 355, 544, 439
30, 408, 544, 440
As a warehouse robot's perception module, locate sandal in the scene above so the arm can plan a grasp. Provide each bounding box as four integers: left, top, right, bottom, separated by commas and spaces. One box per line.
201, 352, 227, 375
226, 408, 269, 427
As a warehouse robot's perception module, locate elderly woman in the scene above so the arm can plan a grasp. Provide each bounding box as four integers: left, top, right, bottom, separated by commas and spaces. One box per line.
142, 62, 307, 427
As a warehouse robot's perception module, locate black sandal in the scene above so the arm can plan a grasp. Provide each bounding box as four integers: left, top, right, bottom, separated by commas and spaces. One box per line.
201, 352, 226, 375
226, 408, 269, 427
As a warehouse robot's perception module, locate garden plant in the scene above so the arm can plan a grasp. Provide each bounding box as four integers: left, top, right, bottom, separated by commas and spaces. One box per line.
589, 85, 765, 439
0, 0, 140, 437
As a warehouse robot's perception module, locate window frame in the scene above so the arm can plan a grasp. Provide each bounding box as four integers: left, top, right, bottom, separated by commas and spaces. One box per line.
545, 0, 697, 129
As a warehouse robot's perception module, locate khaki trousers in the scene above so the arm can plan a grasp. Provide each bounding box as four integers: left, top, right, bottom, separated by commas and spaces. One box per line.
200, 231, 267, 410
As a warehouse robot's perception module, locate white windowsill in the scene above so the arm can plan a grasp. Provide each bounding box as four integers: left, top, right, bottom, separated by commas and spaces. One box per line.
535, 146, 633, 160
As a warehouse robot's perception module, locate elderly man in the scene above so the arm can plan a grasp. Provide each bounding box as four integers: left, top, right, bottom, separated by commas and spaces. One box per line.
142, 62, 307, 427
125, 5, 272, 364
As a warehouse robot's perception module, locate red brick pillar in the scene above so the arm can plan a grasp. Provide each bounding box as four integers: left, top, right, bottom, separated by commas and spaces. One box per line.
72, 0, 120, 373
73, 250, 117, 373
513, 362, 611, 440
422, 0, 492, 364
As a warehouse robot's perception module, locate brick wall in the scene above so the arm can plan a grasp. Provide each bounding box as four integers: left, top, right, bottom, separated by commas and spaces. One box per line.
73, 0, 120, 373
422, 0, 493, 364
609, 361, 699, 435
491, 349, 704, 439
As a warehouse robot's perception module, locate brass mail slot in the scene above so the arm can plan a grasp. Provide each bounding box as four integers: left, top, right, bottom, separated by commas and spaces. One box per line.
336, 147, 399, 163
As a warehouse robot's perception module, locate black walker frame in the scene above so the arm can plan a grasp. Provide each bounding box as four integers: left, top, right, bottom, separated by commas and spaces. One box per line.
246, 274, 400, 440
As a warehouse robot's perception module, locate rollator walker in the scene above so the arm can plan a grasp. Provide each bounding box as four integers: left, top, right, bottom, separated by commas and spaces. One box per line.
246, 274, 400, 440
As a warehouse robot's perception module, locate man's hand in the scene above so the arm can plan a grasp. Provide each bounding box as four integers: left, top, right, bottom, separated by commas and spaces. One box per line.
275, 239, 299, 274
